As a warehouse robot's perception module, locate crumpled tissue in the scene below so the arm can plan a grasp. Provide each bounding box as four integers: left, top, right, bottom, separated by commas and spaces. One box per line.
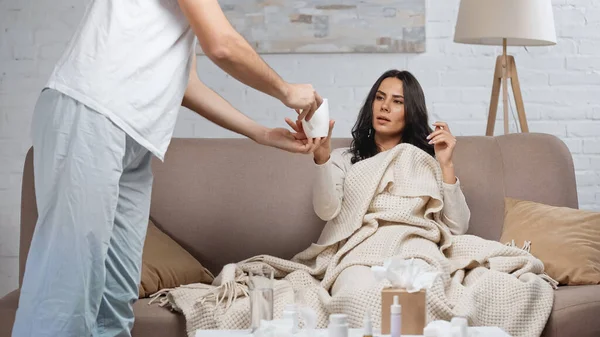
371, 257, 439, 292
424, 319, 512, 337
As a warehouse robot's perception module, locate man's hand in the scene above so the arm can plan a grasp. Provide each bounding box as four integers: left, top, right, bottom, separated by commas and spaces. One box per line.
281, 84, 323, 122
256, 127, 323, 154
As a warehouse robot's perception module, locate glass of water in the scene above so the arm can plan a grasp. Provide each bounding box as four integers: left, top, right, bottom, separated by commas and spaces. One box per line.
248, 271, 274, 332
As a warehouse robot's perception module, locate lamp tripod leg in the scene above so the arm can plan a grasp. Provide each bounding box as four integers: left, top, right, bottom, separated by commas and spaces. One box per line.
486, 57, 502, 136
486, 39, 528, 136
509, 57, 528, 133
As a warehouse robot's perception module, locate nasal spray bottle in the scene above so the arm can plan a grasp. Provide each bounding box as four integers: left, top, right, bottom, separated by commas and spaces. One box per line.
390, 295, 402, 337
362, 311, 373, 337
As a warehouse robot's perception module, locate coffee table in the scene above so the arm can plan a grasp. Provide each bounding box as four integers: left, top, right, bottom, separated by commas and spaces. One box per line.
194, 329, 421, 337
195, 326, 511, 337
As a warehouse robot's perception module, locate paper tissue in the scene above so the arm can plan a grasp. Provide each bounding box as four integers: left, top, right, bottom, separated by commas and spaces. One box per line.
300, 98, 329, 138
371, 257, 440, 335
423, 318, 513, 337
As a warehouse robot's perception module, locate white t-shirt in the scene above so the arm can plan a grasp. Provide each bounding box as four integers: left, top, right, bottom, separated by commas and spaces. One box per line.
46, 0, 197, 161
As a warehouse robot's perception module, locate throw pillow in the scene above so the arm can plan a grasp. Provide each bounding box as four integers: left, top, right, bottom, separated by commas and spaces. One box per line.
139, 219, 214, 298
499, 197, 600, 286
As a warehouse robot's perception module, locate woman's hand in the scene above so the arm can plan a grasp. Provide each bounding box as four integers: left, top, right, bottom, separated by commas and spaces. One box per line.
427, 121, 457, 167
258, 127, 322, 154
285, 118, 335, 165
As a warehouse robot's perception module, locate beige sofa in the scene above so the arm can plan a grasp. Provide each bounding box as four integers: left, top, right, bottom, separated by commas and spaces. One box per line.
1, 133, 599, 337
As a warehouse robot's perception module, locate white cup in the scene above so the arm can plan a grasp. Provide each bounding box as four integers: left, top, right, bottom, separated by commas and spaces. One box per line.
301, 98, 329, 138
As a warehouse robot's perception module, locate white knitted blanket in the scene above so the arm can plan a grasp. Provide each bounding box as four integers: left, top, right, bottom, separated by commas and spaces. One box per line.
156, 144, 556, 337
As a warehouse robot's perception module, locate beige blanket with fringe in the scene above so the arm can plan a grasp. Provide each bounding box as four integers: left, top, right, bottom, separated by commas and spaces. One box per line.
154, 144, 556, 337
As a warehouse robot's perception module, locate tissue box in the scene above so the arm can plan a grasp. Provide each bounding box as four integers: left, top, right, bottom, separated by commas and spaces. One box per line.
381, 287, 426, 335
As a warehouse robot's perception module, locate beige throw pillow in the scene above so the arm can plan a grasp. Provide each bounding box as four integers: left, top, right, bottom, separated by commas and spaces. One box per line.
500, 197, 600, 286
139, 220, 214, 298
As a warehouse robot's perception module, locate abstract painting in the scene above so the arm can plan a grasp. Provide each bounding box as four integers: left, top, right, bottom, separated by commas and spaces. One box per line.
197, 0, 426, 54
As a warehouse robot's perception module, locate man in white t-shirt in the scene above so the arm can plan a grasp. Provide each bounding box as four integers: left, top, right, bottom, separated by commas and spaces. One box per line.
11, 1, 325, 336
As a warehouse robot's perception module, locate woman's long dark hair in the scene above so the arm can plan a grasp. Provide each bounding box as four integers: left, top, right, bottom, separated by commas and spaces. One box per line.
349, 69, 435, 164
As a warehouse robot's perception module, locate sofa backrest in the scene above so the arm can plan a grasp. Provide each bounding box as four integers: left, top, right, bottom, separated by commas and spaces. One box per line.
19, 133, 578, 281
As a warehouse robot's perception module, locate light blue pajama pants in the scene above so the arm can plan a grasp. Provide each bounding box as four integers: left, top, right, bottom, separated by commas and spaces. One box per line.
12, 88, 153, 337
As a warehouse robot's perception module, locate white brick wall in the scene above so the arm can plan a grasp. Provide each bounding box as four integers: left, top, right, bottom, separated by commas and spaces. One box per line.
1, 0, 599, 297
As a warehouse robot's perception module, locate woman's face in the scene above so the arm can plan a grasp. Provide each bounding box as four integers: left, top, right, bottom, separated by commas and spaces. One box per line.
372, 77, 405, 138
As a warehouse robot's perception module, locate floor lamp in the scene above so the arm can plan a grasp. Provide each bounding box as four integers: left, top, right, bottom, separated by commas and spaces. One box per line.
453, 0, 556, 136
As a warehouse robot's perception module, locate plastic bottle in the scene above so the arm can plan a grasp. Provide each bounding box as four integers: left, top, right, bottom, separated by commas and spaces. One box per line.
363, 311, 373, 337
328, 313, 349, 337
390, 295, 402, 337
451, 316, 468, 337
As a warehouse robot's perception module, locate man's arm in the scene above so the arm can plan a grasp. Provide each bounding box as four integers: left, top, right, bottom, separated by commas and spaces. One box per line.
181, 56, 321, 153
178, 0, 287, 101
182, 56, 266, 142
177, 0, 322, 121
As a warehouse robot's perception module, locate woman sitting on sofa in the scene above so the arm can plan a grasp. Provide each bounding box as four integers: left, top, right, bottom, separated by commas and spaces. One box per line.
161, 70, 553, 337
286, 69, 471, 235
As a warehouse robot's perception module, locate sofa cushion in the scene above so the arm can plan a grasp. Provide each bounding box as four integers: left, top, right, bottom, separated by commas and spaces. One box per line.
542, 285, 600, 337
139, 220, 214, 298
500, 197, 600, 286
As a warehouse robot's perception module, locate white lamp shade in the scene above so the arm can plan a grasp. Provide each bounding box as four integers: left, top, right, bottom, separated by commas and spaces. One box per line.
454, 0, 557, 46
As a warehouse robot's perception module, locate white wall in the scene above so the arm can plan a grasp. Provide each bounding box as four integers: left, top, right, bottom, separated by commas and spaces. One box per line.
1, 0, 599, 297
